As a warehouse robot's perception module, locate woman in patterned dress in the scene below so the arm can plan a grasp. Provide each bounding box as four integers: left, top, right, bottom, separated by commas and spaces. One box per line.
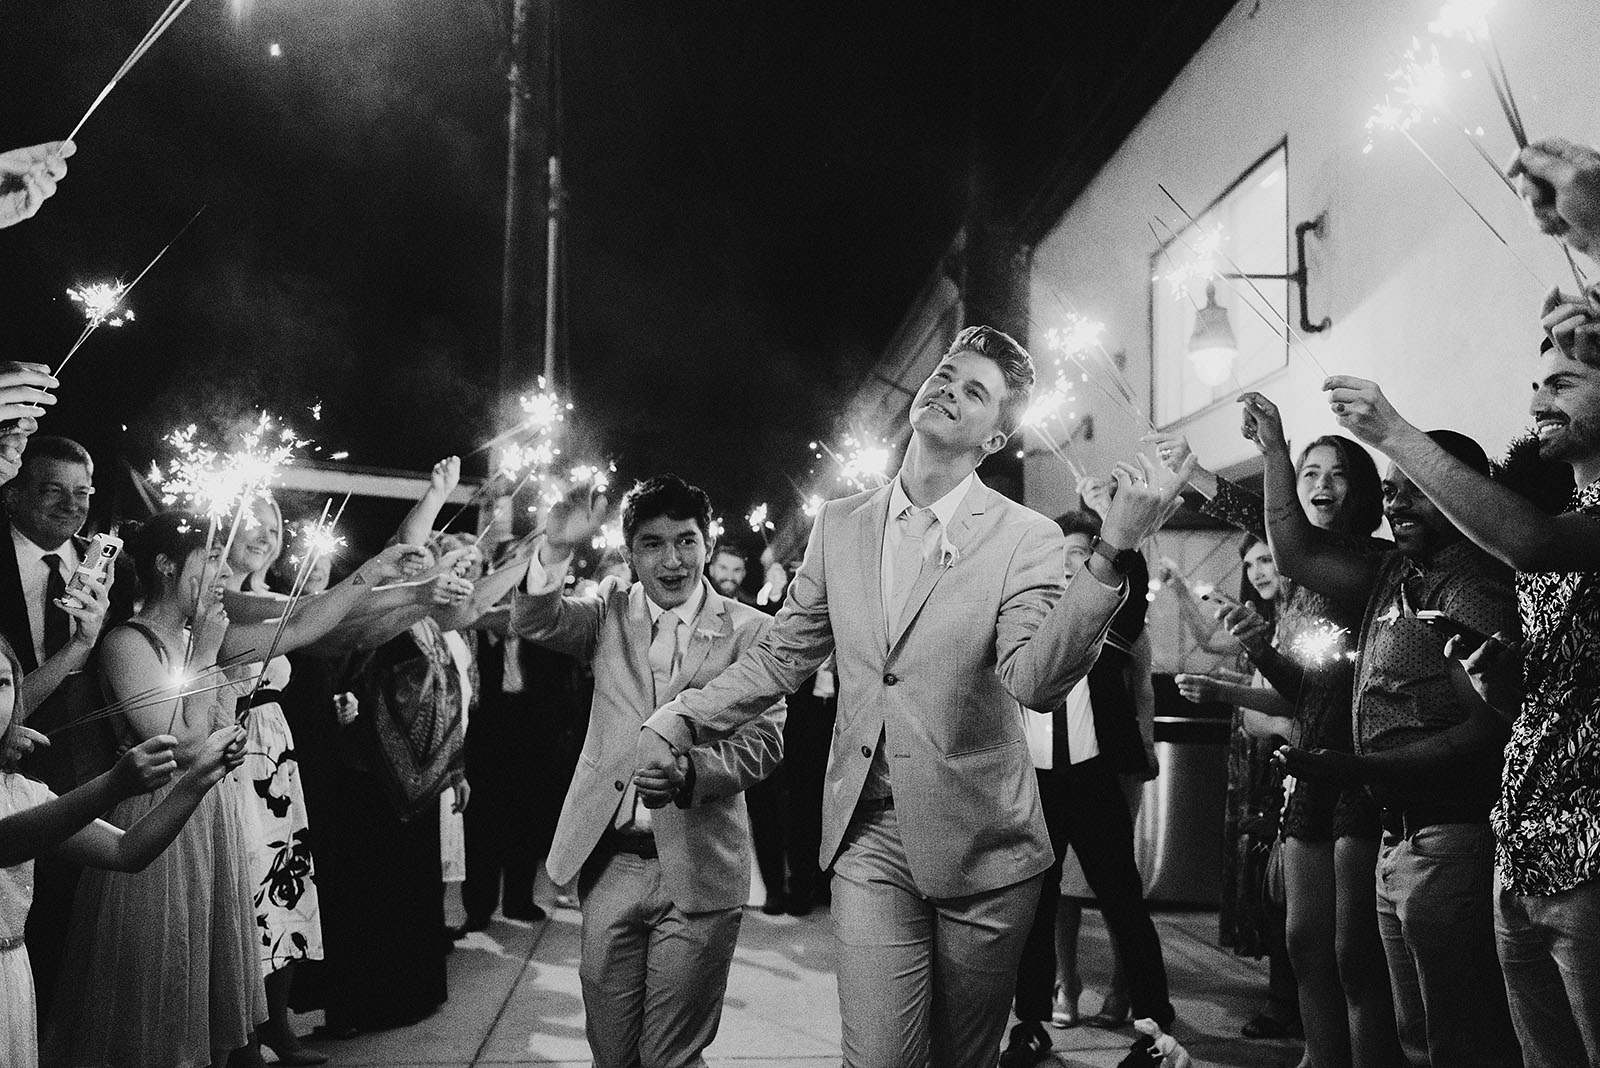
225, 493, 323, 1066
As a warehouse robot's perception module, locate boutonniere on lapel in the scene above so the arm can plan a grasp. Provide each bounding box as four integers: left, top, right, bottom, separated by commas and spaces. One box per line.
695, 625, 725, 641
937, 534, 961, 569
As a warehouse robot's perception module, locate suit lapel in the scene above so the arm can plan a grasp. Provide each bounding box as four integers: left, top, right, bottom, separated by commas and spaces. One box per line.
666, 579, 727, 699
887, 479, 990, 653
852, 486, 893, 654
623, 583, 655, 717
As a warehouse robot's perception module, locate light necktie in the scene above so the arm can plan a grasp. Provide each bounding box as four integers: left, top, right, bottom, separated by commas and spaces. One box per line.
618, 609, 682, 833
41, 553, 70, 660
888, 507, 937, 635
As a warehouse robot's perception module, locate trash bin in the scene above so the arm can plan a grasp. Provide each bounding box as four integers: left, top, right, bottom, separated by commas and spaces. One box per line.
1131, 675, 1232, 907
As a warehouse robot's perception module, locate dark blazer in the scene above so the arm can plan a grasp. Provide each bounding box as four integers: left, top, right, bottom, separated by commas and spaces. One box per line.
1083, 552, 1152, 776
0, 518, 128, 790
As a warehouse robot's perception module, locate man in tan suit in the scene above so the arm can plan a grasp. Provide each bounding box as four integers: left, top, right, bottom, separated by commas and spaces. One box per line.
637, 327, 1186, 1068
512, 474, 784, 1068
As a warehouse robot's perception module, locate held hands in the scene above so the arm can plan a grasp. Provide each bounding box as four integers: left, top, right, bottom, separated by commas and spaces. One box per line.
1455, 631, 1525, 717
1236, 392, 1289, 455
0, 141, 74, 229
111, 735, 180, 797
634, 729, 680, 805
543, 482, 609, 561
188, 575, 230, 664
633, 749, 689, 808
1509, 137, 1600, 263
451, 777, 471, 814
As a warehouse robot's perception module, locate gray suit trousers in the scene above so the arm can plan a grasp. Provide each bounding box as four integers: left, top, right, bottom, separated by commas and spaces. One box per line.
578, 849, 743, 1068
831, 805, 1043, 1068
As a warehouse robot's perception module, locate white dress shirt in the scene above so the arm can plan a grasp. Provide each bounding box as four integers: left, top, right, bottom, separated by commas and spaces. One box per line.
11, 525, 80, 667
1022, 678, 1099, 771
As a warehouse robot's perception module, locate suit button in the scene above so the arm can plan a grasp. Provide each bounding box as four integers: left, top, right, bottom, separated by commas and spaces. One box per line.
861, 745, 872, 758
883, 673, 898, 685
614, 780, 625, 791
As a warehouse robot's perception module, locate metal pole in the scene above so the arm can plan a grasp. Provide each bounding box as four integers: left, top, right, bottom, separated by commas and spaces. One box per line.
498, 0, 538, 395
542, 155, 561, 385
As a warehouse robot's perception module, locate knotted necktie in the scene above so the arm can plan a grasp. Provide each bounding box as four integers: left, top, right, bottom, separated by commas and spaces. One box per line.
888, 508, 937, 636
41, 553, 70, 659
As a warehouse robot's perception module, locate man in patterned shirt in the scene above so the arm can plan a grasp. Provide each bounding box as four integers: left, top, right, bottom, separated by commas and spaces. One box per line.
1323, 319, 1600, 1068
1265, 422, 1521, 1067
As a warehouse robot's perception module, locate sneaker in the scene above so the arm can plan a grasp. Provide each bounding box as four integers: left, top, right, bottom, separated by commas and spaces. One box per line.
999, 1021, 1053, 1068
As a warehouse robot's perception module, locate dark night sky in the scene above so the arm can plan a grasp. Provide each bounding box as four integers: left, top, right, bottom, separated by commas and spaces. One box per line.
0, 0, 1224, 555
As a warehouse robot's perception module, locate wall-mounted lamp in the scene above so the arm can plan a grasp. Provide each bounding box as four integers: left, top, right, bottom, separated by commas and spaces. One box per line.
1183, 212, 1329, 386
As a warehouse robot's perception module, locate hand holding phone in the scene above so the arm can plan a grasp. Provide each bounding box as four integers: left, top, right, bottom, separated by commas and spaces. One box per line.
1415, 610, 1491, 658
57, 532, 121, 608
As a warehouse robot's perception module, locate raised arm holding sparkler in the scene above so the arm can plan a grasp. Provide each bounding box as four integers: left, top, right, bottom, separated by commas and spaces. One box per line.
1510, 137, 1600, 268
1242, 392, 1384, 606
0, 141, 73, 229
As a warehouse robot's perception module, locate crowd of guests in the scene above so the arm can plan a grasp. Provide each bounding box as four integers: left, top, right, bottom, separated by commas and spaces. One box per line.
0, 131, 1597, 1068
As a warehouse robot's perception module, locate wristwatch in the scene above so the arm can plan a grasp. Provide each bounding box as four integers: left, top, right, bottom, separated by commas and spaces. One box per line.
1089, 536, 1140, 575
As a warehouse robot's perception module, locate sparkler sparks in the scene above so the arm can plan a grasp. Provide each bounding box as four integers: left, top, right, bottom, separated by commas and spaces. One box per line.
67, 282, 134, 328
152, 413, 308, 522
747, 503, 772, 534
1291, 623, 1354, 667
813, 433, 895, 492
517, 378, 572, 435
1428, 0, 1495, 44
801, 494, 825, 518
591, 521, 625, 551
1151, 225, 1225, 303
1042, 313, 1107, 356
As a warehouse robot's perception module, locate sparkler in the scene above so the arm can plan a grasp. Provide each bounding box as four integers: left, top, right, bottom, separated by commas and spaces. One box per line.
812, 433, 895, 491
57, 207, 205, 375
590, 521, 625, 552
1154, 190, 1334, 379
801, 494, 825, 518
1290, 623, 1354, 668
67, 0, 202, 142
746, 503, 774, 542
1428, 0, 1526, 148
1038, 300, 1156, 433
239, 495, 348, 720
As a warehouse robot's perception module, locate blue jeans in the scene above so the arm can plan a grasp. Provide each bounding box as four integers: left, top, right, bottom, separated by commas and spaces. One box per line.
1375, 823, 1519, 1067
1495, 871, 1600, 1068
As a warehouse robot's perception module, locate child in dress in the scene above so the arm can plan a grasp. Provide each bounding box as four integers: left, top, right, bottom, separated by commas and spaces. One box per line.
0, 632, 245, 1068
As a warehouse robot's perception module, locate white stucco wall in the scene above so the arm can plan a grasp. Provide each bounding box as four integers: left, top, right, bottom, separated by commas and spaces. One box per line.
1024, 0, 1598, 516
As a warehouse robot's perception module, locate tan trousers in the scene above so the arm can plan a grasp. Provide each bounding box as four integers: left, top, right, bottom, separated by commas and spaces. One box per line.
577, 849, 743, 1068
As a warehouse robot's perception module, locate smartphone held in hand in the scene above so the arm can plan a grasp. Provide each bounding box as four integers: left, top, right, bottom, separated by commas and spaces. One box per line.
57, 532, 121, 607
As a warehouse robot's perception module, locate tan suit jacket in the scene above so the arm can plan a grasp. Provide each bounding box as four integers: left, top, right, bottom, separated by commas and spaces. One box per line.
514, 575, 784, 913
646, 478, 1124, 899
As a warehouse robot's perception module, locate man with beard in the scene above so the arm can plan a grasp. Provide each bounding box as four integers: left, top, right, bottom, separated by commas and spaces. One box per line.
1242, 390, 1521, 1067
708, 544, 753, 605
1320, 321, 1600, 1068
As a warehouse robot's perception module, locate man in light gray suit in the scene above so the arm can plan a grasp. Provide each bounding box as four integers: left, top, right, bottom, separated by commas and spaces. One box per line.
512, 474, 784, 1068
637, 326, 1187, 1068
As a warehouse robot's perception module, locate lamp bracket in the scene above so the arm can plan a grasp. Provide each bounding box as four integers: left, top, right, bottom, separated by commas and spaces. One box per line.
1219, 213, 1331, 335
